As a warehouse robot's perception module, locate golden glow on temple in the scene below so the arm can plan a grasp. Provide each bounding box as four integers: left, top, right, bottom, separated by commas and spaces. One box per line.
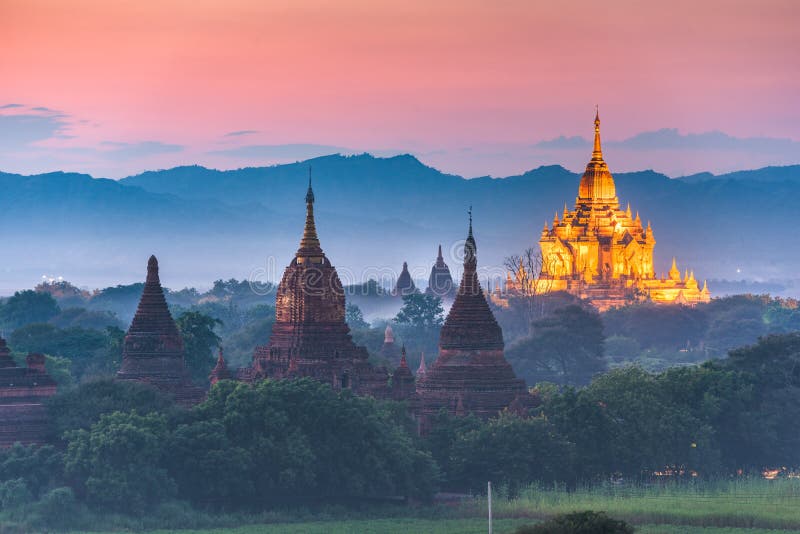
501, 110, 710, 311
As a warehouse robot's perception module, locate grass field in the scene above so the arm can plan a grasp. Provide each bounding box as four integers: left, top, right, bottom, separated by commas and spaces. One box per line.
144, 522, 800, 534
492, 478, 800, 530
79, 478, 800, 534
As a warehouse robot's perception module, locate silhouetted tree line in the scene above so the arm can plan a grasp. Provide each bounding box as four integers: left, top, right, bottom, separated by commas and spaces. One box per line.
0, 332, 798, 527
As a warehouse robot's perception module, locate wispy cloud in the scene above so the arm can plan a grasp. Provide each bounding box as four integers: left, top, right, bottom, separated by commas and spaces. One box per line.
0, 113, 70, 150
608, 129, 799, 153
533, 135, 590, 150
99, 140, 184, 160
208, 143, 351, 160
224, 130, 259, 137
0, 104, 24, 110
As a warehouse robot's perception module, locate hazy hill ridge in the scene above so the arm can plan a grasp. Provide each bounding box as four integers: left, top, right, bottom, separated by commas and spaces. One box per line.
0, 154, 798, 294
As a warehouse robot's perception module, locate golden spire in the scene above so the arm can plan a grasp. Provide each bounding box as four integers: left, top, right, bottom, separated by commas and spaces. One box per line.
669, 257, 681, 281
298, 167, 322, 256
592, 105, 603, 161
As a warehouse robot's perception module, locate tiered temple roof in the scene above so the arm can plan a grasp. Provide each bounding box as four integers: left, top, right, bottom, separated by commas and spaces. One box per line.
116, 255, 204, 406
245, 173, 390, 397
426, 245, 455, 299
0, 338, 57, 447
395, 262, 416, 296
417, 212, 531, 427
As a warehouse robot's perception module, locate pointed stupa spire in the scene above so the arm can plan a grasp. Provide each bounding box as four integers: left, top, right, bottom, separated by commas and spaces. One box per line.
592, 105, 603, 161
553, 211, 559, 225
297, 166, 322, 257
437, 244, 444, 263
417, 351, 427, 377
399, 345, 408, 368
127, 255, 180, 338
465, 205, 476, 264
384, 324, 395, 344
626, 202, 632, 218
563, 203, 569, 219
669, 257, 681, 280
209, 346, 232, 385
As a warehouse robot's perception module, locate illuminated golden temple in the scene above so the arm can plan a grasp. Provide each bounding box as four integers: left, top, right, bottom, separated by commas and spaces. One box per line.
501, 110, 710, 311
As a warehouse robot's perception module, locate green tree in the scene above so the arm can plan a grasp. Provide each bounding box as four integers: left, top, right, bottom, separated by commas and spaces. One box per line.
165, 420, 254, 506
176, 311, 222, 383
64, 411, 175, 513
0, 290, 60, 331
449, 413, 574, 496
194, 379, 439, 502
345, 303, 369, 329
395, 293, 444, 329
507, 305, 606, 385
47, 379, 176, 439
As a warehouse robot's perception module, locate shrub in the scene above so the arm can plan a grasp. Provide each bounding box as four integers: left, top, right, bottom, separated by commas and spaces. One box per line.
515, 511, 634, 534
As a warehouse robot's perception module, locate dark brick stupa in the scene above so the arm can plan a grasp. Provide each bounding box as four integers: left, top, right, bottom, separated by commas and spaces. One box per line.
116, 255, 204, 407
245, 174, 390, 397
426, 245, 455, 299
391, 345, 416, 402
416, 211, 531, 428
395, 262, 416, 296
0, 338, 57, 447
209, 347, 233, 386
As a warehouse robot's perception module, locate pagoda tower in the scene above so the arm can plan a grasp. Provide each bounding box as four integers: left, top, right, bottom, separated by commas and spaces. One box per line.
116, 255, 204, 406
426, 244, 455, 299
247, 173, 390, 397
0, 337, 58, 447
417, 211, 531, 428
501, 110, 710, 311
395, 262, 416, 296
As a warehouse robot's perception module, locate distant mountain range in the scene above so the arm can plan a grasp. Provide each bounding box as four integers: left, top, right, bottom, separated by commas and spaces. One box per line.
0, 155, 797, 297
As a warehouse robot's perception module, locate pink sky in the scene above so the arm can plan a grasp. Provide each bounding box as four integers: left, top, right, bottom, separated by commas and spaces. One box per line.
0, 0, 798, 177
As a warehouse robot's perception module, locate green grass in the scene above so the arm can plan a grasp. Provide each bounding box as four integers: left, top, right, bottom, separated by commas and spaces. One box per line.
491, 478, 800, 530
144, 518, 528, 534
71, 478, 800, 533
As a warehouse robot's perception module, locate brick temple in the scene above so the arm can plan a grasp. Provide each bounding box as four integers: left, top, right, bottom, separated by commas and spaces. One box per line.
0, 337, 57, 447
416, 213, 533, 428
116, 255, 204, 406
426, 245, 455, 299
395, 261, 416, 296
243, 176, 390, 397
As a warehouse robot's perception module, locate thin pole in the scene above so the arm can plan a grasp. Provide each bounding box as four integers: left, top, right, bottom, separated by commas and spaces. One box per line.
488, 480, 493, 534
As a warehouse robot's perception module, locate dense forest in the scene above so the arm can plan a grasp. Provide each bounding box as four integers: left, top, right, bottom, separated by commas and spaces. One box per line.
0, 279, 799, 530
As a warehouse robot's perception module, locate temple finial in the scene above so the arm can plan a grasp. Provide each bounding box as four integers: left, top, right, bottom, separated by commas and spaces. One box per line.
437, 244, 443, 261
592, 106, 603, 161
298, 166, 321, 255
465, 206, 476, 262
305, 166, 315, 205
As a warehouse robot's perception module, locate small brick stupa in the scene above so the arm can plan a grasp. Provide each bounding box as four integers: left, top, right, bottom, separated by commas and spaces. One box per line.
209, 347, 233, 386
0, 338, 57, 447
395, 262, 416, 296
391, 346, 416, 402
378, 324, 402, 365
116, 255, 204, 407
245, 174, 390, 397
416, 211, 531, 428
426, 245, 455, 299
